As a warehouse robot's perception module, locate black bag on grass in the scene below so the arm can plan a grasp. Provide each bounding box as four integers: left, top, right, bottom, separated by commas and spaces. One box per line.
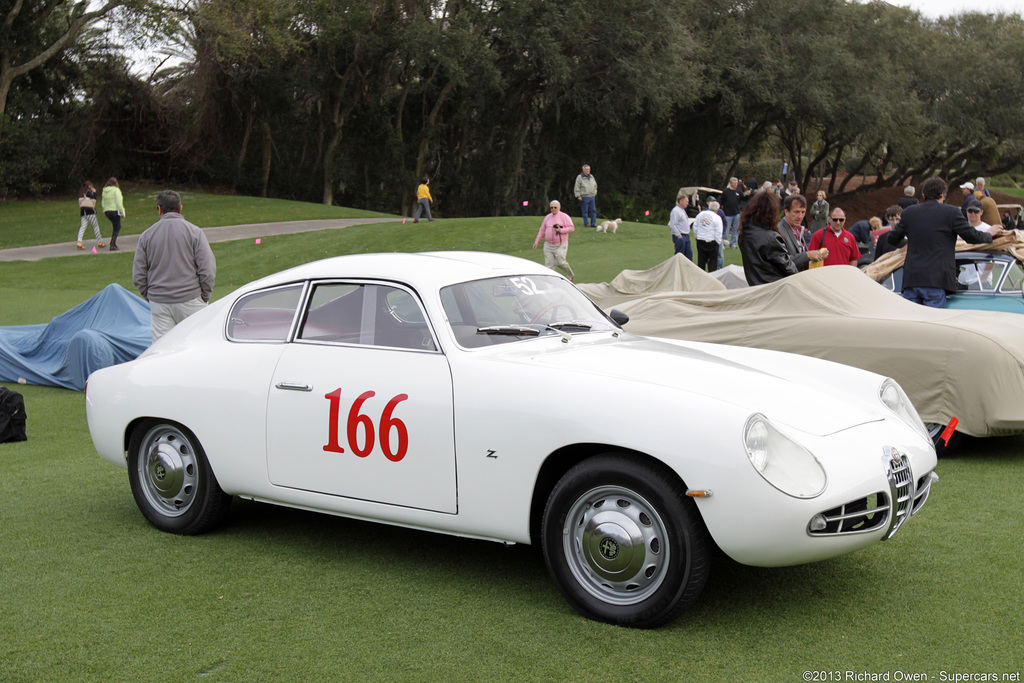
0, 387, 27, 443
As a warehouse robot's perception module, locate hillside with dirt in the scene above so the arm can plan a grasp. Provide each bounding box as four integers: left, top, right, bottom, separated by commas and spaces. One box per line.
810, 178, 1022, 223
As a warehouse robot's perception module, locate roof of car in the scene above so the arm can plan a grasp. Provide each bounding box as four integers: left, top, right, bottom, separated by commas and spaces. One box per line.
239, 251, 552, 294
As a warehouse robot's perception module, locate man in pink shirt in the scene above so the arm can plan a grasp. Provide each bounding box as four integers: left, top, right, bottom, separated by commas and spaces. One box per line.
533, 200, 576, 280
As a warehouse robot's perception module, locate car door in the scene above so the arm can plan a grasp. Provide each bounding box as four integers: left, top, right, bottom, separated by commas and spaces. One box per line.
266, 280, 457, 513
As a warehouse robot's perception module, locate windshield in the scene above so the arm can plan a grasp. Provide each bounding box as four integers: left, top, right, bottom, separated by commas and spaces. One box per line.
440, 275, 618, 348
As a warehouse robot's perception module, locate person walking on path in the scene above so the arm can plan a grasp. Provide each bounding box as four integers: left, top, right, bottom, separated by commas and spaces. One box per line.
76, 181, 105, 250
101, 177, 126, 251
133, 190, 216, 342
413, 177, 434, 223
574, 164, 598, 228
532, 200, 576, 280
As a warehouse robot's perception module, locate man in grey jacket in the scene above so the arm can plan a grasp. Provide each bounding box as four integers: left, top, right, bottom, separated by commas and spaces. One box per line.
133, 190, 216, 342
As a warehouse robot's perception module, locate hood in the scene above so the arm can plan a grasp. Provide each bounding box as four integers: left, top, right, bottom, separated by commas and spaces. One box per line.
511, 335, 884, 437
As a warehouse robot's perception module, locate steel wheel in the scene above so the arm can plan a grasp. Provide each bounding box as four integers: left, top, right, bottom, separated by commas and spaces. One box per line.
128, 420, 231, 535
562, 484, 670, 606
135, 424, 199, 517
542, 454, 709, 628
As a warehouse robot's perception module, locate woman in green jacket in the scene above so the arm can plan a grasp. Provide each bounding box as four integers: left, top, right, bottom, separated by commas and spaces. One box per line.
101, 177, 126, 251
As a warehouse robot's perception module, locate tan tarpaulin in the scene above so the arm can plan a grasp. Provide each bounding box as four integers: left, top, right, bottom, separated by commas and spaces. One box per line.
579, 256, 1024, 437
862, 230, 1024, 281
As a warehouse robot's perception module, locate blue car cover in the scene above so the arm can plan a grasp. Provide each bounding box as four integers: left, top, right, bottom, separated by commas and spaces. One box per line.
0, 284, 151, 391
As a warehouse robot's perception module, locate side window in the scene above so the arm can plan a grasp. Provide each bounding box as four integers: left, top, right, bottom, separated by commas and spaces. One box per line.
1000, 262, 1024, 294
298, 282, 436, 351
227, 285, 303, 341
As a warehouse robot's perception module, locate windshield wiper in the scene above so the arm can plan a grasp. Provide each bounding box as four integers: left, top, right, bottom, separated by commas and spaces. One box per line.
476, 325, 540, 336
547, 321, 593, 331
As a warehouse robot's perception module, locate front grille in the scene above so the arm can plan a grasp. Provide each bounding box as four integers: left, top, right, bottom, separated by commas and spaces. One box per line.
808, 492, 890, 536
885, 451, 914, 538
808, 448, 937, 539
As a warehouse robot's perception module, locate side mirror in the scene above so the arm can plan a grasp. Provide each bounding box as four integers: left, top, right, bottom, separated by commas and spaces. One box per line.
608, 309, 629, 326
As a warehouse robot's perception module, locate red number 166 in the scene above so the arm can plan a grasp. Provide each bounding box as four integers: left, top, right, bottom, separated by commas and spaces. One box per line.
323, 389, 410, 462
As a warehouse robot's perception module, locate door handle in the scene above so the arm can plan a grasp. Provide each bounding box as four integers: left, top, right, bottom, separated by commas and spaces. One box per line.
275, 382, 313, 392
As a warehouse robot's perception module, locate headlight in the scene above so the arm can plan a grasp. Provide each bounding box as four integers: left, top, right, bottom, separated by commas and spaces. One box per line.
743, 414, 826, 498
879, 378, 930, 443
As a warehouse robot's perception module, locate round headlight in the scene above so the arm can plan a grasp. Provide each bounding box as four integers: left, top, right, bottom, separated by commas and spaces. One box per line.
879, 378, 930, 443
745, 417, 770, 472
743, 414, 827, 498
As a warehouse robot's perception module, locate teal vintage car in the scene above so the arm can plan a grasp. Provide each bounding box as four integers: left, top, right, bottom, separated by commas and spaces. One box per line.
880, 251, 1024, 313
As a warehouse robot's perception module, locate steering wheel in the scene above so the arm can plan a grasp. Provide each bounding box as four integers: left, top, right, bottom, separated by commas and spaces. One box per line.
530, 302, 575, 325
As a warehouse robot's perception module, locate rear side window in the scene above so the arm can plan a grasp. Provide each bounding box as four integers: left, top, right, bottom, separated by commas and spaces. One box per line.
227, 285, 304, 341
297, 282, 436, 352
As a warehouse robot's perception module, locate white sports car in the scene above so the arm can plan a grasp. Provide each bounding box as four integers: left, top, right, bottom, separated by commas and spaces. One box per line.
86, 252, 938, 628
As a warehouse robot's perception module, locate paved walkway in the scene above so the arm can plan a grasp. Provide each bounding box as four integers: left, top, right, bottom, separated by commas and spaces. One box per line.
0, 217, 400, 262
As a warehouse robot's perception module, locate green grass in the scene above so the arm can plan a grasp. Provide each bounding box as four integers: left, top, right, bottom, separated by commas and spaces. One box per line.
1, 192, 1022, 681
0, 187, 390, 250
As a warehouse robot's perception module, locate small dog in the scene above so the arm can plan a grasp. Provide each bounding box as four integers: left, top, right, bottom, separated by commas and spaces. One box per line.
596, 218, 622, 233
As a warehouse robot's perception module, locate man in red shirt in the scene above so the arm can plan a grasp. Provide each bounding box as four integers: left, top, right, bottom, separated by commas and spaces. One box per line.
808, 208, 861, 266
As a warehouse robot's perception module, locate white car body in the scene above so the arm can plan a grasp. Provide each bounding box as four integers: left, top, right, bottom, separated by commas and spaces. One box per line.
87, 251, 938, 627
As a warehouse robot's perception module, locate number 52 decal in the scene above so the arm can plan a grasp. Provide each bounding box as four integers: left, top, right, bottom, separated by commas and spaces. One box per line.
323, 389, 409, 462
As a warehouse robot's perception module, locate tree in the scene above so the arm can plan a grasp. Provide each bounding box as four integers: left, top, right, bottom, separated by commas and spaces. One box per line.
0, 0, 136, 123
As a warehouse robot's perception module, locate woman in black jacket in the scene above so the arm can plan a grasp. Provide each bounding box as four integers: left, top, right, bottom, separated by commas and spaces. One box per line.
739, 190, 801, 286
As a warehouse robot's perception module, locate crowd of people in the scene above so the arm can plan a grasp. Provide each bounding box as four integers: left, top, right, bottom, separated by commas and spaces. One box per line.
659, 173, 1015, 309
530, 163, 1016, 311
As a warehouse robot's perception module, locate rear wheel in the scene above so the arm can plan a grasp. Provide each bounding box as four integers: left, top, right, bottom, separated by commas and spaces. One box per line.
542, 455, 709, 628
128, 420, 232, 535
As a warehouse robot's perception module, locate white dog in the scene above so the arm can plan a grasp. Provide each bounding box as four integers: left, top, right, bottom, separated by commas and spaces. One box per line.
596, 218, 622, 233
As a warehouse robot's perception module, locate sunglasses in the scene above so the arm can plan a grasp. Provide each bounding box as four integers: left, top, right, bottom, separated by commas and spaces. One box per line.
967, 209, 982, 214
831, 218, 846, 223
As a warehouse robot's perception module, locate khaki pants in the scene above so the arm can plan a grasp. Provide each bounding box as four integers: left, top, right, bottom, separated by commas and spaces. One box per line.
150, 297, 208, 343
543, 242, 574, 280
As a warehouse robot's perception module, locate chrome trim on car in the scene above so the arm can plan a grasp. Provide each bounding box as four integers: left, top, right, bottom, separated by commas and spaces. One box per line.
807, 447, 937, 539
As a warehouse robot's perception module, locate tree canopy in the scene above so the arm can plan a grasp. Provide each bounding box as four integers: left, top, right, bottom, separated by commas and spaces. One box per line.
2, 0, 1022, 213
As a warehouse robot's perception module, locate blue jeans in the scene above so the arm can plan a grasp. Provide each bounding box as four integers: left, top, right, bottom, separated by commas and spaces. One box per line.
673, 235, 693, 261
723, 214, 740, 247
580, 196, 596, 227
903, 287, 947, 308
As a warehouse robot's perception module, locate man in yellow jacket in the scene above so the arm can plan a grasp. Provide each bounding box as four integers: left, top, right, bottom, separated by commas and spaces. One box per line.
414, 177, 434, 223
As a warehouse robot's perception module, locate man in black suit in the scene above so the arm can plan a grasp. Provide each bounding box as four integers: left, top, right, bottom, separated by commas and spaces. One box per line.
887, 177, 1003, 308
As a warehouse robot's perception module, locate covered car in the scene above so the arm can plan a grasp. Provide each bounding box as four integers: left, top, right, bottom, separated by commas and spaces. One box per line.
864, 231, 1024, 314
0, 284, 150, 391
86, 252, 936, 628
578, 255, 1024, 440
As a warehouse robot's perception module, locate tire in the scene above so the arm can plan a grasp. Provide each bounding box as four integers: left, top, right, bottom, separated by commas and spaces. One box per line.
127, 420, 232, 535
541, 455, 709, 628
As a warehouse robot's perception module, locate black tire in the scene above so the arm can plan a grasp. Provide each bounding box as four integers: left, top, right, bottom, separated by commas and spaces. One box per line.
127, 420, 232, 535
541, 455, 709, 628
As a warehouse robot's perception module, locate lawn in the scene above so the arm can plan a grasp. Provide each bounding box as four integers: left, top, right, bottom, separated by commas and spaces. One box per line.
1, 192, 1022, 682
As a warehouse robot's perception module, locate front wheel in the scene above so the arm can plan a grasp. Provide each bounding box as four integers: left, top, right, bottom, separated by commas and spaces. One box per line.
128, 420, 232, 535
542, 455, 709, 628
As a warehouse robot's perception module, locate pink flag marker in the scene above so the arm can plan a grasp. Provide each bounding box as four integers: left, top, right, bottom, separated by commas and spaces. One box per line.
523, 201, 529, 207
91, 247, 98, 254
255, 238, 262, 245
645, 210, 650, 216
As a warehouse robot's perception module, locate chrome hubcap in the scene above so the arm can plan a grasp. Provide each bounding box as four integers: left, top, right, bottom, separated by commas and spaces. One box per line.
138, 426, 198, 517
563, 485, 670, 605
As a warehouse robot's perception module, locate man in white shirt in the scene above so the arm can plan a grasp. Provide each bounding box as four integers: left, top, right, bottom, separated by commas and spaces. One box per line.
669, 194, 693, 260
958, 201, 996, 289
693, 200, 724, 272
